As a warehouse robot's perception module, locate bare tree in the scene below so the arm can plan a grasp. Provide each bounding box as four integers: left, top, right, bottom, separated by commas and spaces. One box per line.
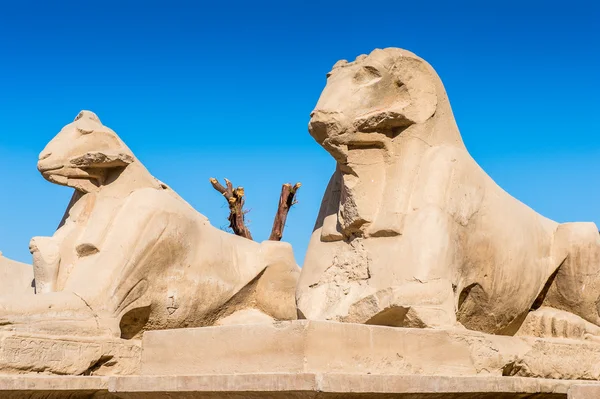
269, 183, 301, 241
209, 178, 253, 240
210, 178, 300, 241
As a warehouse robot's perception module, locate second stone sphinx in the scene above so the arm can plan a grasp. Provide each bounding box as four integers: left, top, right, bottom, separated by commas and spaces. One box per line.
297, 47, 600, 340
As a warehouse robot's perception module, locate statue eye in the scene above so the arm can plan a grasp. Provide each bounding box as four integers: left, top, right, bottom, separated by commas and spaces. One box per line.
353, 65, 382, 85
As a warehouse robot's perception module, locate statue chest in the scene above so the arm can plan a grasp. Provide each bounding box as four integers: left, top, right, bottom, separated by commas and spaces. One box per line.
55, 192, 125, 288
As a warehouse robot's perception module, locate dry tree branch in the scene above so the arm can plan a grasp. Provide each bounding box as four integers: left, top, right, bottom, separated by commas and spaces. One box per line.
269, 182, 301, 241
210, 177, 300, 242
209, 177, 227, 195
209, 177, 253, 240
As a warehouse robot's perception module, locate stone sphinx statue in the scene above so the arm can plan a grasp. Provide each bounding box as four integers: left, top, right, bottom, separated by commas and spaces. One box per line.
297, 48, 600, 339
0, 111, 299, 340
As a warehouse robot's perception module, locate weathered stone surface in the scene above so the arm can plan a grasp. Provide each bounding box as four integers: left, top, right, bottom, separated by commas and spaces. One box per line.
0, 332, 140, 375
140, 321, 600, 381
0, 375, 109, 399
0, 374, 594, 398
567, 385, 600, 399
298, 47, 600, 340
111, 374, 577, 398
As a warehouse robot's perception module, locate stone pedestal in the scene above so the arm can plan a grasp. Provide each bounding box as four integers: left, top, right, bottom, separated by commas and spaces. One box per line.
2, 321, 600, 398
141, 321, 600, 381
0, 374, 597, 398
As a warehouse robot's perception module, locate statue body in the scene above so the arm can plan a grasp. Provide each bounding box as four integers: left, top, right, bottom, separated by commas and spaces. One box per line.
0, 255, 33, 296
0, 111, 299, 338
297, 48, 600, 337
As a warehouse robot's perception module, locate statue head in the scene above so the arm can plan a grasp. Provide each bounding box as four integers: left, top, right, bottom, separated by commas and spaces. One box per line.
308, 48, 463, 238
308, 48, 451, 166
37, 111, 135, 193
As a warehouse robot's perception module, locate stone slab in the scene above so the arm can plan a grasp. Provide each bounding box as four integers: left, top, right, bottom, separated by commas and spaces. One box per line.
0, 375, 108, 399
567, 385, 600, 399
110, 374, 580, 398
140, 320, 600, 381
0, 374, 595, 398
0, 332, 141, 375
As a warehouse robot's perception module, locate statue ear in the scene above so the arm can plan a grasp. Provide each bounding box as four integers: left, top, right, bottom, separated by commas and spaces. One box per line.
74, 111, 102, 135
394, 57, 438, 124
354, 57, 438, 132
70, 151, 134, 169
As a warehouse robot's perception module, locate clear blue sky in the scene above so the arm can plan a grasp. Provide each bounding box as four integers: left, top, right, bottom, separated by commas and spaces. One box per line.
0, 0, 598, 265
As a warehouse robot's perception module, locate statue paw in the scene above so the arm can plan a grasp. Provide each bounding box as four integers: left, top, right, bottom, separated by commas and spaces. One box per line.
518, 306, 600, 340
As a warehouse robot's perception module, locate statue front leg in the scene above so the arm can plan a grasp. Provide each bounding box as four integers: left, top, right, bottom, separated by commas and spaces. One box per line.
0, 190, 177, 338
29, 237, 60, 294
0, 290, 115, 336
341, 206, 458, 328
538, 222, 600, 331
29, 214, 79, 294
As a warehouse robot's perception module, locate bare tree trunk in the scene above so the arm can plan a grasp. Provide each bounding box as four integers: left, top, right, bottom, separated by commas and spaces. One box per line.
269, 183, 301, 241
210, 178, 300, 242
210, 178, 253, 240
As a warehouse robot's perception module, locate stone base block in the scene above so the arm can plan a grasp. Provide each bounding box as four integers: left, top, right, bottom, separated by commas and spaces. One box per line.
0, 374, 597, 398
0, 332, 141, 375
141, 320, 600, 380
